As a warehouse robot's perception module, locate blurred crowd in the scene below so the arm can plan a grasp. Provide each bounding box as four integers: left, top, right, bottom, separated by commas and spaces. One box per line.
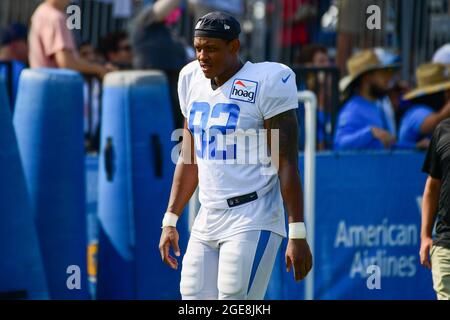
1, 0, 450, 153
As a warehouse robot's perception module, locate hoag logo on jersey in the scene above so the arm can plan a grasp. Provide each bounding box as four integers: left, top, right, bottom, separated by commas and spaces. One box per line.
230, 79, 258, 104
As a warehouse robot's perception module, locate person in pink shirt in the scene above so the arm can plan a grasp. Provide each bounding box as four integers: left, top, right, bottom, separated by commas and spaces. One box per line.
29, 0, 109, 79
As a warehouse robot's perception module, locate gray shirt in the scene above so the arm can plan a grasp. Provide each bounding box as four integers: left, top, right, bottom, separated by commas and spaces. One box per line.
130, 1, 186, 71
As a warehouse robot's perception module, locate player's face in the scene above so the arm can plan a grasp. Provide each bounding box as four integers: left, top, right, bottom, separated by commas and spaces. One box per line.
194, 37, 236, 79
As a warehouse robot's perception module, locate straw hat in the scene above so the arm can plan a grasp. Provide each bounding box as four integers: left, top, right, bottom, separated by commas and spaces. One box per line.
339, 49, 400, 93
403, 63, 450, 101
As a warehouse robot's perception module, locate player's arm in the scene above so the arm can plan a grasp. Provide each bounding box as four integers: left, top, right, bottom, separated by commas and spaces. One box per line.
264, 109, 313, 282
159, 119, 198, 270
420, 176, 440, 269
166, 119, 198, 215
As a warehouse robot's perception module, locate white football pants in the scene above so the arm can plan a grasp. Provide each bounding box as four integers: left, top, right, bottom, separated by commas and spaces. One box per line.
180, 230, 282, 300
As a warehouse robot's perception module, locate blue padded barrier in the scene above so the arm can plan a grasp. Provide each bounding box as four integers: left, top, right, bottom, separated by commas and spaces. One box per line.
13, 68, 88, 299
0, 74, 48, 300
96, 71, 188, 299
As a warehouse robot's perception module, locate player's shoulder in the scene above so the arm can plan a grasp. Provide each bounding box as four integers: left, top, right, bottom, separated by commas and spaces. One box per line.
179, 60, 202, 80
253, 61, 294, 73
247, 61, 294, 81
243, 62, 296, 97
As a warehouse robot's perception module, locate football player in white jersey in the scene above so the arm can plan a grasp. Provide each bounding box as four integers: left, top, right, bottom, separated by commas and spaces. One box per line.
159, 11, 312, 300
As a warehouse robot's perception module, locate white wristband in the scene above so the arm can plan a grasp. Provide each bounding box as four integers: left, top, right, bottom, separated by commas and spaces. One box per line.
289, 222, 307, 239
162, 212, 179, 228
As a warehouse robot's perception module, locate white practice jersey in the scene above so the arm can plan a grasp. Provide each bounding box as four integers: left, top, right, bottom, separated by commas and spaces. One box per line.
178, 60, 298, 239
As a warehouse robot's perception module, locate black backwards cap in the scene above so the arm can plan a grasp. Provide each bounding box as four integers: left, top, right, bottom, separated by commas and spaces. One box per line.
194, 11, 241, 41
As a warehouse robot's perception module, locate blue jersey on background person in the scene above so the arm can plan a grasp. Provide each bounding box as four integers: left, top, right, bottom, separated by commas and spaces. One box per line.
334, 95, 389, 150
334, 49, 400, 151
397, 105, 433, 149
397, 63, 450, 150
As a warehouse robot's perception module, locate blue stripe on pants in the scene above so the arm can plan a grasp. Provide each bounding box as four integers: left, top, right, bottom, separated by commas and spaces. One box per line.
247, 231, 271, 294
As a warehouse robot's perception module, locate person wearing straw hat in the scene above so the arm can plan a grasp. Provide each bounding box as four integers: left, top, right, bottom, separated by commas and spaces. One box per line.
334, 49, 400, 150
398, 63, 450, 150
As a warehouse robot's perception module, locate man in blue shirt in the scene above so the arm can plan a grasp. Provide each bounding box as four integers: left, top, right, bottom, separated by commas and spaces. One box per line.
398, 63, 450, 150
334, 49, 400, 150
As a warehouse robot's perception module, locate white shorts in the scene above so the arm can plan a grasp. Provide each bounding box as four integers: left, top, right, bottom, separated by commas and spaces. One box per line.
180, 230, 282, 300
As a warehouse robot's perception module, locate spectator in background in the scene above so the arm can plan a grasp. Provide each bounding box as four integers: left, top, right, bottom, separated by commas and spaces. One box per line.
296, 44, 332, 150
130, 0, 186, 70
99, 31, 133, 70
188, 0, 244, 24
336, 0, 385, 76
296, 44, 330, 68
79, 41, 98, 63
29, 0, 110, 79
334, 49, 400, 151
373, 47, 405, 139
130, 0, 188, 129
79, 41, 102, 153
0, 23, 29, 65
280, 0, 317, 65
397, 63, 450, 150
0, 23, 29, 111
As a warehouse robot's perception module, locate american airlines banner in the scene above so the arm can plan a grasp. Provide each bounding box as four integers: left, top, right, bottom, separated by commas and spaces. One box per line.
307, 152, 435, 300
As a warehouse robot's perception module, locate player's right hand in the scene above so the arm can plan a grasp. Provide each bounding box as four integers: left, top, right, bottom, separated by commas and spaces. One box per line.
159, 226, 181, 270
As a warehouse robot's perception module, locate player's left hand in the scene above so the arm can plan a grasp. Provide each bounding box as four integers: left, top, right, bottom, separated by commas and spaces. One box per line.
285, 239, 313, 282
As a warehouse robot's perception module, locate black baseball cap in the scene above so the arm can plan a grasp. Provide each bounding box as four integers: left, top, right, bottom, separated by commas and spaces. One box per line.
194, 11, 241, 41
